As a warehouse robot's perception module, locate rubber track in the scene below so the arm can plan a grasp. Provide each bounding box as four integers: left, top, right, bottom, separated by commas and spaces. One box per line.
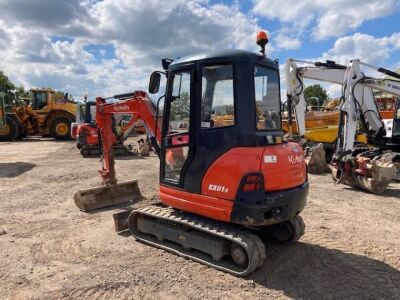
128, 205, 266, 277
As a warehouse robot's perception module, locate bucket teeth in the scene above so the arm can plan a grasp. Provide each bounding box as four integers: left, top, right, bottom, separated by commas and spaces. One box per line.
74, 180, 142, 211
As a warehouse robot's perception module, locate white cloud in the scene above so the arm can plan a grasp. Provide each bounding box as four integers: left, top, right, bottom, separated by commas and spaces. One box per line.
253, 0, 400, 40
0, 0, 263, 99
275, 32, 301, 50
322, 32, 400, 65
325, 83, 343, 98
281, 32, 400, 99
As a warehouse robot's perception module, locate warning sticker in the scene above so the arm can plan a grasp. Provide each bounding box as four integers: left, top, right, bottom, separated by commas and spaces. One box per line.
264, 155, 277, 163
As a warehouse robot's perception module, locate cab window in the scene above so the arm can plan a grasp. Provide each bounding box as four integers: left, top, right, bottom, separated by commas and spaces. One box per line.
201, 65, 235, 129
168, 71, 191, 134
254, 65, 281, 130
32, 91, 47, 110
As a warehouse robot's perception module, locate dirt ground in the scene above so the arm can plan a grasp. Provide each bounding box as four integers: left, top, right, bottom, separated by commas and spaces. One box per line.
0, 138, 399, 299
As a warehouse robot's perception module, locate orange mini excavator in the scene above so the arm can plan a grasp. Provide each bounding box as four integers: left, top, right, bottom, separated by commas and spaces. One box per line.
74, 32, 309, 276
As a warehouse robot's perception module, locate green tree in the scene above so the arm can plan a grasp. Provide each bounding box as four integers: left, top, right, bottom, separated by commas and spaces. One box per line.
54, 91, 66, 100
16, 85, 29, 98
171, 92, 190, 120
0, 71, 15, 104
304, 84, 328, 108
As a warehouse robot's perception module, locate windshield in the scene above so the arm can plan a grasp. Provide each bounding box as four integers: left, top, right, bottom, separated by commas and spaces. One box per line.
79, 105, 85, 121
31, 91, 47, 110
254, 65, 281, 130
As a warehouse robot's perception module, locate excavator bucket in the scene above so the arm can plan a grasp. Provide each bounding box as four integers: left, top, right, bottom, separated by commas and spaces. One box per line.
333, 160, 395, 195
74, 180, 142, 212
305, 143, 331, 174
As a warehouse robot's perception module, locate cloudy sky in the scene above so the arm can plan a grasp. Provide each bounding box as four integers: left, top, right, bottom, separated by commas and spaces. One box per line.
0, 0, 399, 101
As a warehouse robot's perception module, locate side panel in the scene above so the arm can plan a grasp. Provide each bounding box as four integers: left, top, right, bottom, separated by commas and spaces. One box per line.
161, 143, 307, 224
260, 142, 306, 191
160, 185, 233, 222
201, 148, 264, 200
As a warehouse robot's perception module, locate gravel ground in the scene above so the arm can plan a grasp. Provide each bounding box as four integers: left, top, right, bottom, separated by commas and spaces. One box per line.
0, 138, 399, 299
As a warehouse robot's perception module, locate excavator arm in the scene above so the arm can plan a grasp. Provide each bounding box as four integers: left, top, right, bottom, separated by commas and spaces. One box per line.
286, 58, 400, 149
96, 90, 162, 184
74, 90, 162, 211
285, 58, 347, 135
336, 59, 386, 155
286, 58, 400, 194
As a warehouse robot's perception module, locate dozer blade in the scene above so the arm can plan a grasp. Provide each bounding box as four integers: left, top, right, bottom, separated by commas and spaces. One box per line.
333, 161, 395, 195
74, 180, 142, 212
113, 209, 132, 232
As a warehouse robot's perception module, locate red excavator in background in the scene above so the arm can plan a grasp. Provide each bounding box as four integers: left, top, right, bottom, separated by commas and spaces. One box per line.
74, 32, 309, 276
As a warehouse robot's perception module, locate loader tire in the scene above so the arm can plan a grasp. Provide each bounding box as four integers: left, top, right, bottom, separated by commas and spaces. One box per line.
16, 124, 27, 140
50, 117, 72, 140
0, 115, 19, 141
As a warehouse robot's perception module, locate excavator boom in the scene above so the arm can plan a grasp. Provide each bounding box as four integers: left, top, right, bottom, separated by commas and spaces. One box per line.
74, 91, 161, 211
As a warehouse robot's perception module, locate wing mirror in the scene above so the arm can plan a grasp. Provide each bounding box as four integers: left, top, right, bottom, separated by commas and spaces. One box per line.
149, 72, 161, 94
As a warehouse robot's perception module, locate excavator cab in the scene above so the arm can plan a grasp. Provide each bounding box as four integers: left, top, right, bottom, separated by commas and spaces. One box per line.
148, 49, 308, 226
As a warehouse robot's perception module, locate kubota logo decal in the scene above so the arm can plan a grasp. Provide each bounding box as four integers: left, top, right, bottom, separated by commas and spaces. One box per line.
208, 184, 229, 193
288, 154, 304, 164
114, 104, 129, 112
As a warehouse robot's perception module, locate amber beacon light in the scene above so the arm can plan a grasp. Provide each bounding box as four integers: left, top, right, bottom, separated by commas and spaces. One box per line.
256, 31, 269, 56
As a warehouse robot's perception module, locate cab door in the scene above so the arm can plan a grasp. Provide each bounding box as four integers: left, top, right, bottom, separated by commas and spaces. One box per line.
160, 67, 194, 187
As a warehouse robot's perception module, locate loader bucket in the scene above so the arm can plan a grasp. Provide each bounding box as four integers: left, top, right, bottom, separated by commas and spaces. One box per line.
74, 180, 142, 212
333, 161, 395, 195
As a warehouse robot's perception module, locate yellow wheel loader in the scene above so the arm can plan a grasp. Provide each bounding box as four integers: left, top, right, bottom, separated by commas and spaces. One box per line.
0, 88, 77, 141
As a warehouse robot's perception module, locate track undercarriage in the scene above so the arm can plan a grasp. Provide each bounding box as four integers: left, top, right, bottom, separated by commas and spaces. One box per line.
113, 205, 305, 276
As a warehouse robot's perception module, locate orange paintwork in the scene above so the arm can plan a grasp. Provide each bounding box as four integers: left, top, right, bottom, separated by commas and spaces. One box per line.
96, 91, 162, 182
260, 142, 306, 191
76, 123, 100, 145
161, 143, 306, 222
380, 110, 395, 120
160, 185, 233, 222
202, 147, 264, 200
202, 144, 306, 200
